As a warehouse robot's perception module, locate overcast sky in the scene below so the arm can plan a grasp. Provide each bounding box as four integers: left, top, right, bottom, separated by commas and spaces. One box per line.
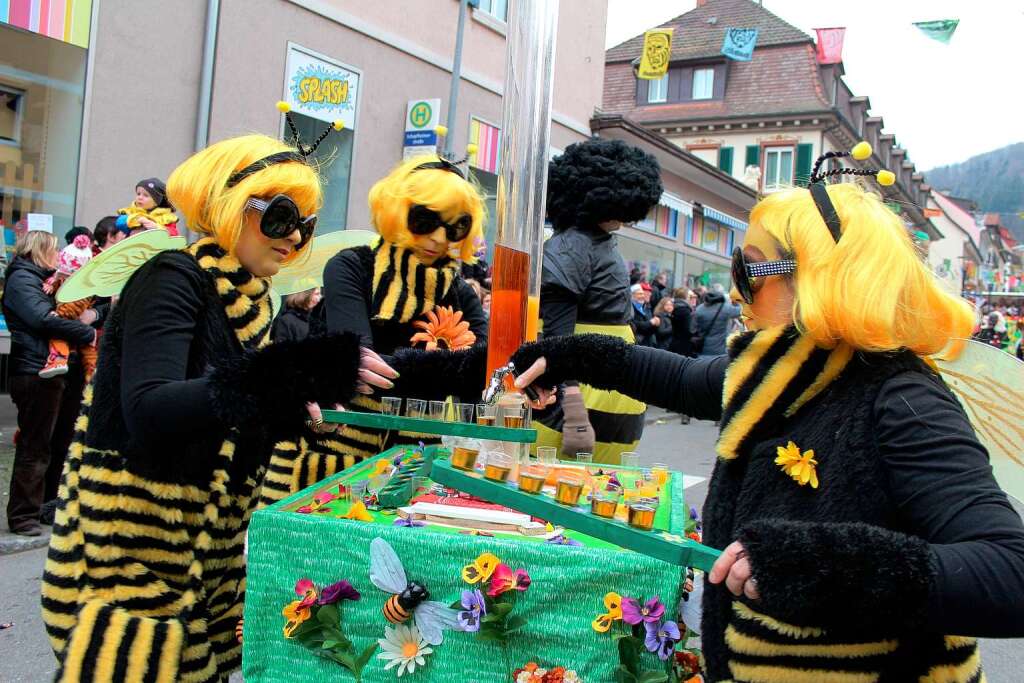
604, 0, 1024, 171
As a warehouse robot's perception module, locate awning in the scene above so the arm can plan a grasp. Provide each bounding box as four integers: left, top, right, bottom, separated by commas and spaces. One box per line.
703, 206, 747, 231
661, 193, 693, 217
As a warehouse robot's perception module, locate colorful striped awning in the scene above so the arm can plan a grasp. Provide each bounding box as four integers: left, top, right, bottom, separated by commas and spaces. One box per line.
0, 0, 92, 49
703, 206, 747, 231
469, 117, 501, 175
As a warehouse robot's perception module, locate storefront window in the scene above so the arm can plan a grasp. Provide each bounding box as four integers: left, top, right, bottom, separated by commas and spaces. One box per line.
683, 253, 730, 291
469, 168, 498, 263
618, 235, 676, 289
0, 25, 87, 240
291, 113, 353, 232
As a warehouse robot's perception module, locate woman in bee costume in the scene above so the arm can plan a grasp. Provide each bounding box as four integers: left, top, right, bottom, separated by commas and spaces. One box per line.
39, 132, 398, 682
512, 144, 1024, 682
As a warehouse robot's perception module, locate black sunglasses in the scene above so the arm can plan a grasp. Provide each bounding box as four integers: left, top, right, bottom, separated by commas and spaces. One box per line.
731, 246, 796, 305
407, 205, 472, 243
245, 194, 317, 249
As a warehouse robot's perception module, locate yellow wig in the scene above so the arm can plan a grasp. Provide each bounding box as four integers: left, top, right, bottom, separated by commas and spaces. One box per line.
752, 183, 974, 359
166, 134, 322, 263
368, 155, 486, 263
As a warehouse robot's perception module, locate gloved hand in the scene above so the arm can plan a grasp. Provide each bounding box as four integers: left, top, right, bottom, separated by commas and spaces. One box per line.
560, 385, 595, 456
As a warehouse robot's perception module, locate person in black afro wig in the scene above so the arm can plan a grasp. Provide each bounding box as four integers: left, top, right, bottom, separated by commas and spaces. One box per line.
546, 138, 663, 232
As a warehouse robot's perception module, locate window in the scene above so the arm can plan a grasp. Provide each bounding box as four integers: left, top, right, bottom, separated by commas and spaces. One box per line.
647, 74, 668, 103
764, 147, 794, 191
692, 68, 714, 100
0, 86, 24, 145
476, 0, 508, 22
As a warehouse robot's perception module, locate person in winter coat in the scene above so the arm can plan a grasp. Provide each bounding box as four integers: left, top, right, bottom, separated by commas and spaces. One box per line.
2, 231, 98, 536
271, 287, 321, 343
694, 284, 741, 356
40, 133, 399, 682
534, 139, 663, 464
629, 283, 660, 347
650, 296, 675, 350
667, 287, 696, 357
512, 176, 1024, 683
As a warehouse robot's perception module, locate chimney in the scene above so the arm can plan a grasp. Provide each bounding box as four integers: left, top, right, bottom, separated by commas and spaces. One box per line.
696, 0, 707, 6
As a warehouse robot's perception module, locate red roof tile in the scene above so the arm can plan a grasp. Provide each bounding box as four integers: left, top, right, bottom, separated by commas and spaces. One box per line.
606, 0, 810, 64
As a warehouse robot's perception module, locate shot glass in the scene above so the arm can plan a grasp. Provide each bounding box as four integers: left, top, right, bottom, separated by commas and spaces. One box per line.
450, 443, 479, 471
554, 471, 585, 507
476, 403, 497, 427
518, 464, 547, 494
381, 396, 402, 416
619, 451, 640, 468
483, 452, 514, 483
536, 446, 557, 465
590, 482, 622, 519
627, 497, 659, 531
453, 402, 475, 423
429, 400, 447, 421
406, 399, 427, 419
575, 452, 593, 466
502, 404, 527, 429
651, 462, 670, 488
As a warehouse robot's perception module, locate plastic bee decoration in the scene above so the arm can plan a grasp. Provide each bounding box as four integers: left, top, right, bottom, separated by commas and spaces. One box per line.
368, 537, 461, 645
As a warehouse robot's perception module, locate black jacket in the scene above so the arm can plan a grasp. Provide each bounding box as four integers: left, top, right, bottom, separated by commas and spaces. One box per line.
86, 251, 361, 485
630, 302, 660, 346
667, 299, 695, 356
271, 307, 310, 344
540, 225, 632, 337
2, 257, 95, 375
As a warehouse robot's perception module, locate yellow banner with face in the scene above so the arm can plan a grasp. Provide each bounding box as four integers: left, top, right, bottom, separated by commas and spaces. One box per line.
638, 28, 674, 80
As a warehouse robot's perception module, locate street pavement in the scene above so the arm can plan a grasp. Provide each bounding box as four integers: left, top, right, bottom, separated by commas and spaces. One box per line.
0, 409, 1020, 680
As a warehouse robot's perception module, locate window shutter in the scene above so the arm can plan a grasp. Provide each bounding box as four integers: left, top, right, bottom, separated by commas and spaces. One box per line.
636, 76, 649, 105
717, 146, 734, 175
745, 145, 760, 169
795, 143, 814, 185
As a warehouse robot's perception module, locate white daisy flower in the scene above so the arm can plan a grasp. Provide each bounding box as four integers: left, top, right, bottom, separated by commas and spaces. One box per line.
377, 623, 434, 677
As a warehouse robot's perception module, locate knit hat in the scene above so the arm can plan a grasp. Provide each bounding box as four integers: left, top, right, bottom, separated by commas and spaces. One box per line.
57, 234, 94, 276
136, 177, 169, 208
640, 282, 652, 292
630, 284, 643, 294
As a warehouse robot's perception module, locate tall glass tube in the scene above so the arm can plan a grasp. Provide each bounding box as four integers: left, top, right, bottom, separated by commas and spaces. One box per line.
484, 0, 559, 383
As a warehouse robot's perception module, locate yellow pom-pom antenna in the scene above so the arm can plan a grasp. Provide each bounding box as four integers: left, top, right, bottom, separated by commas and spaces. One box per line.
877, 170, 896, 186
851, 141, 872, 161
466, 143, 479, 155
276, 101, 291, 113
332, 120, 345, 131
435, 125, 449, 138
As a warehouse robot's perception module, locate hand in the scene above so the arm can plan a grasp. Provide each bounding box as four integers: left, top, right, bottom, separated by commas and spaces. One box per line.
78, 308, 98, 325
357, 347, 398, 395
512, 357, 557, 410
305, 402, 340, 434
650, 316, 661, 327
708, 541, 760, 600
136, 217, 158, 230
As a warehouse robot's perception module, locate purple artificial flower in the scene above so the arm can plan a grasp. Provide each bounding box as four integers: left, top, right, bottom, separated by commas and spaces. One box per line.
318, 580, 360, 605
457, 589, 486, 632
689, 506, 699, 520
607, 473, 622, 488
546, 534, 583, 547
622, 596, 666, 625
644, 619, 681, 660
392, 518, 426, 528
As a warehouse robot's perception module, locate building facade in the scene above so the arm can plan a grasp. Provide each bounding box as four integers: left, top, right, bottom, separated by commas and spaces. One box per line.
928, 190, 983, 296
602, 0, 937, 243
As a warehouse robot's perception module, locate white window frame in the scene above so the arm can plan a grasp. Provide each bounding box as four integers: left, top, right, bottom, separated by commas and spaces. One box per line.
763, 146, 795, 192
476, 0, 508, 22
692, 67, 714, 100
647, 74, 668, 104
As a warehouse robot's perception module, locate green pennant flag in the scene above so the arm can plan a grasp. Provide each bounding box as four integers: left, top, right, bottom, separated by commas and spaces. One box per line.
913, 19, 959, 44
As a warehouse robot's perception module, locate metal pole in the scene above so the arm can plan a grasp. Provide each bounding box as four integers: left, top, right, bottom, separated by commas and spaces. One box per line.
195, 0, 220, 152
445, 0, 470, 157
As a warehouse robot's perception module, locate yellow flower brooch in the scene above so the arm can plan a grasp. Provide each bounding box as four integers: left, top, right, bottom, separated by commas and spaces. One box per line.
775, 441, 819, 488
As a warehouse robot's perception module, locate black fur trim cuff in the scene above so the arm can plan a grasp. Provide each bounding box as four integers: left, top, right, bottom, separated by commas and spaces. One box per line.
739, 519, 935, 634
389, 345, 488, 403
208, 332, 362, 431
510, 334, 633, 392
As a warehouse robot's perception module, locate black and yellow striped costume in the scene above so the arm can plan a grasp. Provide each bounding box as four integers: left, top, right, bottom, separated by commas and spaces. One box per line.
41, 239, 362, 681
260, 241, 487, 505
702, 327, 985, 682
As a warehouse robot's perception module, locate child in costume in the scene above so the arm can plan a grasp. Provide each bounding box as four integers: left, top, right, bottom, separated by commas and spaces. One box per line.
38, 234, 98, 380
512, 144, 1024, 682
534, 139, 663, 464
116, 177, 179, 236
260, 151, 489, 504
40, 132, 399, 682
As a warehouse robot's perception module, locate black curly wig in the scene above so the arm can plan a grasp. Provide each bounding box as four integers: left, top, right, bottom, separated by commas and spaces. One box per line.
546, 138, 663, 231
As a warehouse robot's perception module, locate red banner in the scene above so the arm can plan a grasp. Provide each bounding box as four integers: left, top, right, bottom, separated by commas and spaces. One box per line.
815, 27, 846, 64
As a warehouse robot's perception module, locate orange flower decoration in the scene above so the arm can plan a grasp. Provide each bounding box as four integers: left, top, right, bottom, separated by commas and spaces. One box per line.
410, 305, 476, 351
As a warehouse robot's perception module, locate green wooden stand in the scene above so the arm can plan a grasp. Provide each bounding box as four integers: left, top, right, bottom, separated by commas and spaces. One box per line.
428, 457, 721, 572
321, 409, 536, 443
